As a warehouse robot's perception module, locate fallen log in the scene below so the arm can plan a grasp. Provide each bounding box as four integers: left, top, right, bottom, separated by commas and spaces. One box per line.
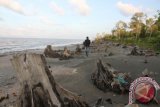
91, 59, 131, 94
11, 53, 89, 107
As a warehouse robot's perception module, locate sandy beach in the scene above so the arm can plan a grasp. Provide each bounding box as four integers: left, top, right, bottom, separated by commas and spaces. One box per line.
0, 43, 160, 107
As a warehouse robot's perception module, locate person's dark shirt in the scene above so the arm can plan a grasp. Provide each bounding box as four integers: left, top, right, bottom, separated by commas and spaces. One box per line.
84, 39, 90, 47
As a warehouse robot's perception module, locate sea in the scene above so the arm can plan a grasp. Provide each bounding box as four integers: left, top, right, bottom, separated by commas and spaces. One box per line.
0, 38, 83, 54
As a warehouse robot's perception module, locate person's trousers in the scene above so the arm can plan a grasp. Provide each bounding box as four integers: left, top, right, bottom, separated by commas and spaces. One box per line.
85, 47, 89, 56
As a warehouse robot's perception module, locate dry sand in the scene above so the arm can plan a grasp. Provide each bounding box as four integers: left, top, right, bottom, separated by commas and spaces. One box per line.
0, 43, 160, 107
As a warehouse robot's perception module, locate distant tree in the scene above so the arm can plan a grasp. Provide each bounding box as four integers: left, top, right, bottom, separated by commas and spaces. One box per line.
112, 29, 116, 36
129, 12, 145, 40
146, 18, 155, 37
139, 23, 146, 38
95, 33, 103, 43
115, 20, 127, 39
155, 10, 160, 31
146, 18, 158, 38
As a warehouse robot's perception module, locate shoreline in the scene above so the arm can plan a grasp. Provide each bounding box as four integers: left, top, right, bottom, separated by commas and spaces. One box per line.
0, 42, 160, 107
0, 43, 81, 57
0, 43, 81, 106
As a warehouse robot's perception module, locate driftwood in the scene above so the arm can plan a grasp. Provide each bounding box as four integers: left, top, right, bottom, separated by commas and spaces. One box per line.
129, 47, 158, 56
130, 47, 139, 55
145, 50, 158, 56
59, 47, 73, 60
75, 45, 81, 55
44, 45, 73, 60
129, 47, 144, 56
11, 53, 89, 107
91, 59, 131, 94
44, 45, 60, 58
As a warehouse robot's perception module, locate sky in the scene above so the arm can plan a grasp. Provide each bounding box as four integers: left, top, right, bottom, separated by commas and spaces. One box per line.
0, 0, 160, 39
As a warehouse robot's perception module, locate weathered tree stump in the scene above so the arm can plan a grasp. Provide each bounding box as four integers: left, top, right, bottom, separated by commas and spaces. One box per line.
75, 45, 82, 55
91, 60, 113, 92
130, 47, 139, 55
44, 45, 60, 58
129, 47, 145, 56
44, 45, 74, 60
59, 47, 73, 60
11, 53, 89, 107
91, 59, 131, 94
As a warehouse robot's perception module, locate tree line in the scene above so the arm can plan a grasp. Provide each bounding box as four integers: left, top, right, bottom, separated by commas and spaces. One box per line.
95, 11, 160, 51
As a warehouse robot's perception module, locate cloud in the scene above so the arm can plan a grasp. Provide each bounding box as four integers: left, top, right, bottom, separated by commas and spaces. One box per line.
117, 1, 141, 16
50, 2, 64, 15
116, 1, 154, 16
0, 0, 26, 15
69, 0, 91, 16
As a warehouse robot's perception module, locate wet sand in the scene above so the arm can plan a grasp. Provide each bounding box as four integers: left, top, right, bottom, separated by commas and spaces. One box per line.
0, 44, 160, 107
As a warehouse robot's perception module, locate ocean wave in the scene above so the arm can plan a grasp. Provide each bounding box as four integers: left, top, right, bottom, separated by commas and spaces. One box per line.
0, 38, 83, 54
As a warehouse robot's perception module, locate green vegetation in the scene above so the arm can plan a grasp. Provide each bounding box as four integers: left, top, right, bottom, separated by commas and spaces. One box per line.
95, 10, 160, 51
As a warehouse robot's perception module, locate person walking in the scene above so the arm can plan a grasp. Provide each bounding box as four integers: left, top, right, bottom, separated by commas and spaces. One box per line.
83, 37, 91, 56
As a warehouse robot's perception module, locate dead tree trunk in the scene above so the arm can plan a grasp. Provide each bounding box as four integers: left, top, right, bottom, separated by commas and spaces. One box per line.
11, 53, 89, 107
44, 45, 60, 58
91, 60, 113, 92
130, 47, 139, 56
91, 59, 131, 94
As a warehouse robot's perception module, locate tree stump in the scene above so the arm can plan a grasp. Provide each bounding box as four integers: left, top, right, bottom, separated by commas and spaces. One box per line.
11, 53, 89, 107
75, 45, 82, 55
91, 60, 113, 92
91, 59, 131, 93
131, 47, 139, 55
59, 47, 73, 60
44, 45, 60, 58
129, 47, 144, 56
